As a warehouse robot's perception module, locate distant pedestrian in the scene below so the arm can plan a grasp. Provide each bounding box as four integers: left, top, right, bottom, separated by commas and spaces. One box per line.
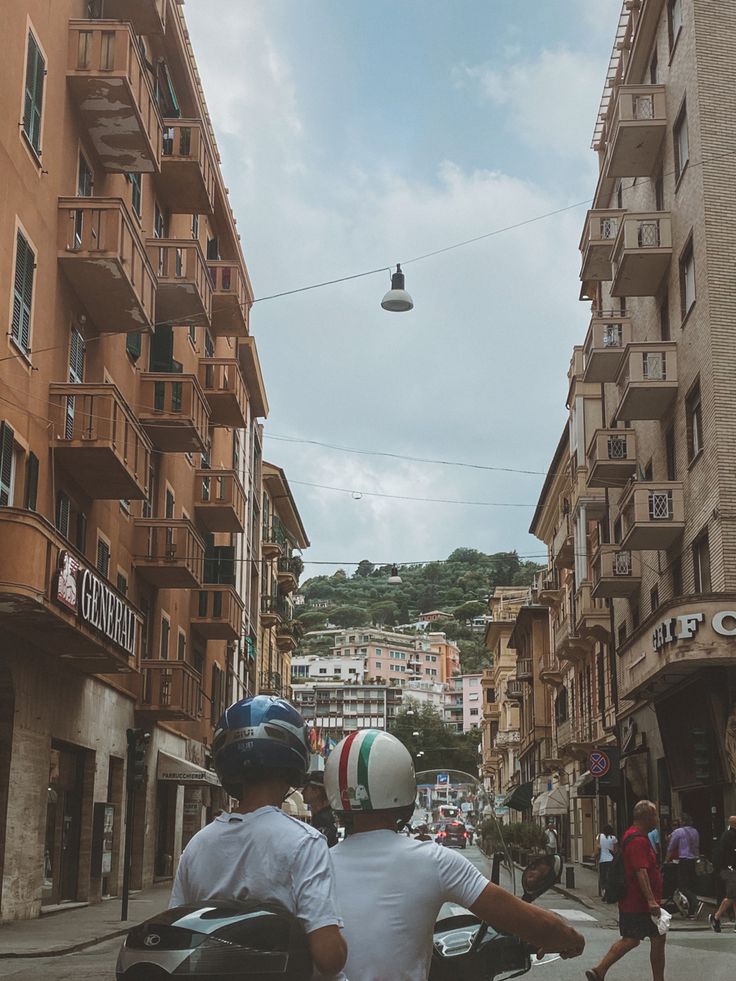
302, 771, 339, 847
710, 815, 736, 932
585, 800, 666, 981
666, 814, 699, 916
545, 820, 558, 857
596, 824, 618, 898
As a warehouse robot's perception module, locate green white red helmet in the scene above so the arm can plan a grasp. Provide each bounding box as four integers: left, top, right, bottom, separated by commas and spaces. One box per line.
324, 730, 416, 814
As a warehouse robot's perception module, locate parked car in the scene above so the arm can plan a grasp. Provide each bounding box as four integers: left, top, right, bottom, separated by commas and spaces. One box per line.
436, 821, 468, 849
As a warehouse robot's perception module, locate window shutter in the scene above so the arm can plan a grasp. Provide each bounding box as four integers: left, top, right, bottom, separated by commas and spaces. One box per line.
25, 452, 39, 510
69, 328, 85, 382
96, 538, 110, 578
56, 492, 70, 537
0, 423, 15, 506
126, 331, 142, 361
23, 34, 45, 153
12, 233, 35, 353
76, 510, 87, 553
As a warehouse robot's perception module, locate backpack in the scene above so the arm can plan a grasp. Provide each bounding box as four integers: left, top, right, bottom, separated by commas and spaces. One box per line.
603, 832, 646, 904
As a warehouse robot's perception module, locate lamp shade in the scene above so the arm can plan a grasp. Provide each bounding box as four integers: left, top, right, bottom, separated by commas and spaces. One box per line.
381, 264, 414, 312
387, 563, 403, 584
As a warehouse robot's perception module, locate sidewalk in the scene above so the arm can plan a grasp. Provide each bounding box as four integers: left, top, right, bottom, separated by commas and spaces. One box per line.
0, 882, 172, 958
552, 862, 716, 932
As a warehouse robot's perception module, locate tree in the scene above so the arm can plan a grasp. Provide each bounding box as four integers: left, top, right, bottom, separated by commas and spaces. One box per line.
447, 548, 482, 565
355, 560, 374, 578
329, 605, 369, 628
296, 610, 328, 631
369, 600, 399, 626
453, 600, 486, 622
389, 704, 479, 775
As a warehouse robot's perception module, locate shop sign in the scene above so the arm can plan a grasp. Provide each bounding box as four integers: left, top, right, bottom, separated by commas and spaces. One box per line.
55, 551, 138, 657
652, 609, 736, 652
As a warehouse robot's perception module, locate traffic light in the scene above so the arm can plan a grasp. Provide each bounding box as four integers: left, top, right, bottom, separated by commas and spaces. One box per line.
126, 728, 150, 791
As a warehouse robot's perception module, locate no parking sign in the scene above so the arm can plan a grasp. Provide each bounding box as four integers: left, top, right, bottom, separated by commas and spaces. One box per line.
588, 749, 611, 778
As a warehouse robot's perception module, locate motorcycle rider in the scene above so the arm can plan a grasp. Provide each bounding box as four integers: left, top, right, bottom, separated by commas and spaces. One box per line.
302, 770, 339, 847
325, 730, 585, 981
169, 696, 347, 979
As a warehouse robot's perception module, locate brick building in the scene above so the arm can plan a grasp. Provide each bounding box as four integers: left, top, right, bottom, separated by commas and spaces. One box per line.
0, 0, 305, 921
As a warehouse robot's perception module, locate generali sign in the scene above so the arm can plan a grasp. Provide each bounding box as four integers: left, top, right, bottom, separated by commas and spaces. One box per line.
652, 609, 736, 652
55, 551, 138, 657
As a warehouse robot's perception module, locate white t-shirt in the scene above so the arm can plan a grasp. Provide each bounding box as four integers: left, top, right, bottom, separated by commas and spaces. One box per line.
598, 833, 617, 863
169, 806, 344, 939
331, 830, 488, 981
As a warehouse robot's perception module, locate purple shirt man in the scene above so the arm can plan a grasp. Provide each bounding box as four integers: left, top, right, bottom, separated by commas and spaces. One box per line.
667, 823, 699, 860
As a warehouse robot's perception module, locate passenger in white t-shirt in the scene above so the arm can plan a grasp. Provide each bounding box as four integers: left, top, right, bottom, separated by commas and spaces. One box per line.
170, 696, 346, 980
595, 824, 618, 898
325, 730, 585, 981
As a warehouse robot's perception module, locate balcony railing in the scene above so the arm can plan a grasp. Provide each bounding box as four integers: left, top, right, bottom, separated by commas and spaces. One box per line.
586, 428, 638, 488
575, 582, 610, 641
276, 622, 298, 652
58, 197, 155, 332
139, 659, 200, 722
277, 555, 302, 593
582, 316, 632, 383
208, 261, 249, 338
134, 518, 205, 588
516, 659, 533, 682
591, 545, 642, 599
506, 679, 524, 700
147, 239, 212, 324
93, 0, 166, 35
617, 481, 685, 551
194, 469, 247, 533
191, 584, 244, 642
611, 213, 673, 297
262, 518, 287, 558
139, 373, 209, 453
67, 21, 161, 172
259, 670, 284, 696
160, 119, 216, 214
261, 594, 284, 626
579, 209, 625, 283
605, 84, 667, 178
615, 343, 678, 421
50, 383, 151, 500
552, 515, 574, 570
534, 567, 562, 607
198, 358, 248, 428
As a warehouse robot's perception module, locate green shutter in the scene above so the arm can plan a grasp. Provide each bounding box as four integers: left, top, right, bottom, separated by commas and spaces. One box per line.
12, 232, 34, 352
126, 331, 142, 361
0, 423, 15, 506
56, 492, 70, 537
69, 328, 85, 382
23, 33, 45, 153
25, 452, 39, 510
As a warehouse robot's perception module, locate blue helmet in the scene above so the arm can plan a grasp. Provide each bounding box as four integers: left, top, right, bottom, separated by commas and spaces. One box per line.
213, 696, 310, 793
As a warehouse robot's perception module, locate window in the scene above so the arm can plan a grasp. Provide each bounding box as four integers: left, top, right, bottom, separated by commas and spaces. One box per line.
668, 0, 683, 50
650, 585, 659, 613
469, 708, 479, 717
56, 492, 71, 538
154, 203, 165, 239
191, 213, 199, 239
117, 571, 128, 596
616, 182, 623, 210
126, 331, 142, 362
177, 631, 186, 661
78, 153, 93, 197
0, 423, 16, 506
96, 536, 110, 579
632, 604, 640, 631
671, 556, 683, 596
665, 426, 677, 480
211, 663, 223, 723
693, 533, 711, 593
76, 510, 87, 553
127, 172, 142, 217
23, 31, 45, 155
24, 452, 38, 510
617, 623, 627, 649
674, 106, 689, 182
680, 238, 695, 316
655, 170, 664, 211
649, 47, 658, 84
659, 292, 670, 341
12, 230, 35, 354
160, 615, 170, 659
686, 380, 703, 461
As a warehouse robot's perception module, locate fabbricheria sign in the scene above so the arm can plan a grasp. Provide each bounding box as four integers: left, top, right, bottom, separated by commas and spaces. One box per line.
55, 551, 138, 657
652, 609, 736, 652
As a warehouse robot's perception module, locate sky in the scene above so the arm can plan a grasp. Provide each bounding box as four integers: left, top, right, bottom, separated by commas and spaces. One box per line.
184, 0, 624, 573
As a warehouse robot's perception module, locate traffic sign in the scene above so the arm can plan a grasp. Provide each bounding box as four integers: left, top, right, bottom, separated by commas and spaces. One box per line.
588, 750, 611, 777
436, 772, 450, 785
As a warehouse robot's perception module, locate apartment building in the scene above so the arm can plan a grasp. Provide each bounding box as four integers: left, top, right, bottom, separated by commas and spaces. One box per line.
291, 681, 403, 740
0, 1, 305, 921
532, 0, 736, 863
326, 627, 459, 686
292, 653, 366, 683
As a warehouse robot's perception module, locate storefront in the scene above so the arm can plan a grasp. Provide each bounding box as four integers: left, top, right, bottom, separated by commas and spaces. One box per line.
154, 751, 221, 878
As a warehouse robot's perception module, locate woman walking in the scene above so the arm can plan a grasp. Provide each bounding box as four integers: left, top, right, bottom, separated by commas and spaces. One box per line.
596, 824, 618, 898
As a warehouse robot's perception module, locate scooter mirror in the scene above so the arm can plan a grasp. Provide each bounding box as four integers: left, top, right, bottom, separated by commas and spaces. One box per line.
520, 854, 560, 901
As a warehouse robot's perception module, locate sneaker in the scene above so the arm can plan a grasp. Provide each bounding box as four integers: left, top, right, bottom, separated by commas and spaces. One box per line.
709, 913, 721, 933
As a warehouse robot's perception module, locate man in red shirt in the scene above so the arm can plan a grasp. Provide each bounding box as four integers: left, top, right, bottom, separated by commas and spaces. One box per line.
586, 800, 666, 981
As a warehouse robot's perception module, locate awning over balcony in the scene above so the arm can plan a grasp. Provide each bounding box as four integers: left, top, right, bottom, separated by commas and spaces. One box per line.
157, 751, 220, 786
501, 781, 533, 812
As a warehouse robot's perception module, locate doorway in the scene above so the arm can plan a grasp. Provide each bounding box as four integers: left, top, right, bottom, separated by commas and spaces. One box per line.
42, 743, 84, 906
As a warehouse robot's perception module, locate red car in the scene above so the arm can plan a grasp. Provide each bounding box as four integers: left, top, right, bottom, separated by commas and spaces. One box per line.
436, 821, 469, 849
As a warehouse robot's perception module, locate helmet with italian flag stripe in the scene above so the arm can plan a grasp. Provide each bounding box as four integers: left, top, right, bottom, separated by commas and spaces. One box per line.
324, 730, 416, 814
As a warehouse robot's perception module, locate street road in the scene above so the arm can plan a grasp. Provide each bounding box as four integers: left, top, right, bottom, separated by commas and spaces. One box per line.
1, 844, 735, 979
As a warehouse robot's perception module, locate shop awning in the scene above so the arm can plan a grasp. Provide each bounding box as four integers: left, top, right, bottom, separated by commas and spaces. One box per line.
532, 792, 547, 816
501, 781, 534, 812
157, 751, 220, 786
540, 785, 569, 816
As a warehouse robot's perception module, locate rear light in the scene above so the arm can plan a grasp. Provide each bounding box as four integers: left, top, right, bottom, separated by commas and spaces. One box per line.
438, 832, 446, 838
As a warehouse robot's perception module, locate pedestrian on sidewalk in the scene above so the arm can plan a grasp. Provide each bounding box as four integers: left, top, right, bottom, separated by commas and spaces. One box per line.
595, 824, 618, 898
666, 814, 700, 916
585, 800, 666, 981
710, 815, 736, 933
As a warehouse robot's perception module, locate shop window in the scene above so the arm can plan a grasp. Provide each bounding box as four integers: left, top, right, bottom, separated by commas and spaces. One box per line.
692, 533, 711, 593
22, 31, 45, 156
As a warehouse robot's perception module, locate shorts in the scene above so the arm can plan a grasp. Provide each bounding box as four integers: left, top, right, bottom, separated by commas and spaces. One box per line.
721, 870, 736, 900
619, 911, 660, 940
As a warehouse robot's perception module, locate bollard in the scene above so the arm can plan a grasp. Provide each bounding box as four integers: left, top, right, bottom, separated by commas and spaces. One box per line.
565, 865, 575, 889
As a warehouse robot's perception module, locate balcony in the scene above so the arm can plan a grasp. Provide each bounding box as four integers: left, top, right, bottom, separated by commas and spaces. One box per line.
139, 660, 200, 722
138, 373, 209, 453
67, 21, 161, 172
586, 429, 638, 488
579, 210, 625, 282
259, 671, 284, 697
98, 0, 166, 35
618, 481, 685, 551
0, 509, 140, 673
516, 659, 533, 682
198, 358, 248, 428
605, 85, 667, 178
571, 468, 607, 521
575, 582, 610, 641
262, 519, 287, 559
552, 516, 574, 570
539, 659, 564, 689
615, 343, 678, 421
49, 384, 150, 500
496, 729, 521, 747
276, 622, 298, 653
58, 198, 155, 332
208, 262, 249, 338
554, 594, 590, 666
261, 595, 283, 627
592, 545, 642, 599
611, 213, 673, 297
191, 585, 244, 642
194, 469, 246, 533
133, 518, 205, 588
483, 699, 500, 721
159, 120, 216, 214
506, 679, 524, 701
535, 568, 562, 608
277, 556, 301, 593
582, 316, 632, 383
147, 240, 212, 325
